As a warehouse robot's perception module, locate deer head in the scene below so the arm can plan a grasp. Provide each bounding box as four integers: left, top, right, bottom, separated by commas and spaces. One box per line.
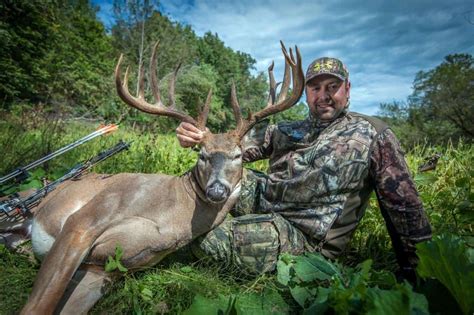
115, 41, 304, 204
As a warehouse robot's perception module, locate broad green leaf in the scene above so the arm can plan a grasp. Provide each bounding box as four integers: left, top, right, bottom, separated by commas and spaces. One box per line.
416, 234, 474, 314
184, 291, 288, 315
418, 279, 463, 314
276, 254, 292, 286
365, 283, 429, 315
414, 173, 437, 186
19, 179, 42, 190
289, 284, 318, 308
303, 287, 331, 315
292, 253, 341, 282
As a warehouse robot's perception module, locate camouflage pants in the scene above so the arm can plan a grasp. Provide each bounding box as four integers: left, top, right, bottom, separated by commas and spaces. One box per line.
192, 169, 309, 274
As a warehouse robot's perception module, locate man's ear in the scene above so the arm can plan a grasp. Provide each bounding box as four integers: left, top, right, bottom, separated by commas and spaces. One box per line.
345, 80, 351, 100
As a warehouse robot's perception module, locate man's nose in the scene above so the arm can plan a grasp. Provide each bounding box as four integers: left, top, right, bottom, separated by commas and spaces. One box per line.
317, 88, 331, 101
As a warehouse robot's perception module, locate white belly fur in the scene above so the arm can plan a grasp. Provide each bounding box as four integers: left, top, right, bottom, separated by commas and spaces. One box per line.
31, 219, 56, 261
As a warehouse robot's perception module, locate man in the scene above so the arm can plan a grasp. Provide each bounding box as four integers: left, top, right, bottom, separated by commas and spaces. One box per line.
176, 57, 432, 281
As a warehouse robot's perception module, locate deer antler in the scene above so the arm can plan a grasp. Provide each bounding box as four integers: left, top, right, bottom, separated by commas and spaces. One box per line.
115, 41, 212, 130
231, 41, 304, 138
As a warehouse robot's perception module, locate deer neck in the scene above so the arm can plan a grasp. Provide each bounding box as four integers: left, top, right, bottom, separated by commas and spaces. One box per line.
182, 167, 208, 203
182, 166, 242, 217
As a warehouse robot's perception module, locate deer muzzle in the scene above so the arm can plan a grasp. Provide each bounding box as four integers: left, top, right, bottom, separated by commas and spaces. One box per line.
206, 181, 230, 203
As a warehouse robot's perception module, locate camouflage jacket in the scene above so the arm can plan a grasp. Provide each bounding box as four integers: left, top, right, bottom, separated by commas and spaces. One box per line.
241, 111, 432, 269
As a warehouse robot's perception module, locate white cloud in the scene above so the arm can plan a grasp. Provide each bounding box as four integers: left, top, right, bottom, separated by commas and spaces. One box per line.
94, 0, 474, 115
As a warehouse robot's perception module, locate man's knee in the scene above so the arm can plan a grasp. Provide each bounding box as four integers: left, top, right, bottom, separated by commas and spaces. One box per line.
192, 213, 307, 274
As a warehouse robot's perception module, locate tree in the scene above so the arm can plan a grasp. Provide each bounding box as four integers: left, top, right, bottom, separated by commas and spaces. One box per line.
46, 0, 114, 112
410, 54, 474, 138
0, 0, 114, 112
0, 1, 55, 106
378, 54, 473, 146
112, 0, 160, 94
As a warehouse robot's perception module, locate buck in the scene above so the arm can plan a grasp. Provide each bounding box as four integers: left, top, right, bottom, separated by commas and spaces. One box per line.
19, 41, 304, 314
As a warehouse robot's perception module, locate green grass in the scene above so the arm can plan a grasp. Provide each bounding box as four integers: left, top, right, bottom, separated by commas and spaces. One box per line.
0, 118, 472, 314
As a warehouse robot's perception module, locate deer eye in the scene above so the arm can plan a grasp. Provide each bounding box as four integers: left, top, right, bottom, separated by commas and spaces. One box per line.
199, 153, 206, 161
233, 153, 242, 160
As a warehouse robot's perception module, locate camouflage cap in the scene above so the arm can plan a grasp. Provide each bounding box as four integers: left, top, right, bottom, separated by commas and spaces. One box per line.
305, 57, 349, 84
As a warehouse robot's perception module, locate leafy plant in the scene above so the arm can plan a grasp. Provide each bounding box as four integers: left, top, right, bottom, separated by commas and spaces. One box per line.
184, 289, 289, 315
277, 252, 429, 314
105, 244, 128, 273
416, 234, 474, 315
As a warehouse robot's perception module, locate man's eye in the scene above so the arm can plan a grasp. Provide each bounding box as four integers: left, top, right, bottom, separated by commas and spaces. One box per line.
328, 84, 339, 92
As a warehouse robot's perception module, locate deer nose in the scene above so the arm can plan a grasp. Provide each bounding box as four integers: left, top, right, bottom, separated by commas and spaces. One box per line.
206, 181, 230, 203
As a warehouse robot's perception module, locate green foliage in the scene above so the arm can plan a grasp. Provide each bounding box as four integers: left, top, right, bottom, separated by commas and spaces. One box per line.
2, 4, 473, 311
416, 234, 474, 315
0, 245, 38, 314
378, 54, 474, 146
277, 252, 429, 314
196, 32, 268, 131
272, 102, 308, 124
110, 7, 269, 132
46, 1, 114, 112
0, 1, 54, 103
346, 141, 473, 271
184, 290, 289, 315
92, 261, 284, 314
0, 116, 473, 313
1, 1, 270, 132
105, 244, 129, 273
0, 104, 66, 177
0, 1, 114, 110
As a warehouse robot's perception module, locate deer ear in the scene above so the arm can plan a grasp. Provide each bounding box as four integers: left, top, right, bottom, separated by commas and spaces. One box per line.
239, 119, 270, 153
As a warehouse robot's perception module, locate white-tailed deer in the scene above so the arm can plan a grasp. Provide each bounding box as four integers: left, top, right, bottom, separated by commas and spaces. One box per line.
19, 41, 304, 314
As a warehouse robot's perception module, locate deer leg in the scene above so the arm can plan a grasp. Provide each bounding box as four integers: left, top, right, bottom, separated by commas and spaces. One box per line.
21, 220, 110, 315
55, 264, 116, 315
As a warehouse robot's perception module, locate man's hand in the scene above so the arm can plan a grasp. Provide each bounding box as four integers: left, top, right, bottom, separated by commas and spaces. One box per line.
176, 122, 206, 148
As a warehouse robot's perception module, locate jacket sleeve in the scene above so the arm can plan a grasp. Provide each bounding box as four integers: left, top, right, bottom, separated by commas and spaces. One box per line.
370, 128, 432, 272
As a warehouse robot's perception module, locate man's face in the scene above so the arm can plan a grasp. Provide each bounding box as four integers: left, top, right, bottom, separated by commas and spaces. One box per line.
305, 74, 351, 122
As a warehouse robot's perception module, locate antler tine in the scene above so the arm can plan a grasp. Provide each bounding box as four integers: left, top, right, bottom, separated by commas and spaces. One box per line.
197, 88, 212, 130
236, 41, 304, 138
231, 81, 244, 131
168, 63, 181, 109
150, 41, 161, 104
123, 64, 130, 91
115, 51, 198, 125
277, 55, 291, 103
266, 61, 277, 107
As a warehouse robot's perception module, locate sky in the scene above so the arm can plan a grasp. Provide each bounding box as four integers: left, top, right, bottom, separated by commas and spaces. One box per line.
93, 0, 473, 115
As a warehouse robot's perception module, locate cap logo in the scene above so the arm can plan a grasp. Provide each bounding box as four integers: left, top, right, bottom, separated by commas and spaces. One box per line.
306, 57, 349, 83
313, 63, 322, 72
